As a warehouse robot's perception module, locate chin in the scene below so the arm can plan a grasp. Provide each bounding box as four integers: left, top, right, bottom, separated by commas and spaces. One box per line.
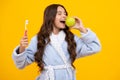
60, 26, 66, 29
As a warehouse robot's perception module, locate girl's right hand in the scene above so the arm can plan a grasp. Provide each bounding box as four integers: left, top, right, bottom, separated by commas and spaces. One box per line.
19, 31, 28, 53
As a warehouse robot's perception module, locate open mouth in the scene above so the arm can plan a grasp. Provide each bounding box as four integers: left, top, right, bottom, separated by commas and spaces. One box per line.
60, 21, 65, 24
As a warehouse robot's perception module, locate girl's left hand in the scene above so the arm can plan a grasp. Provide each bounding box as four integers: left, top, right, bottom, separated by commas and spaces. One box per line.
71, 17, 88, 33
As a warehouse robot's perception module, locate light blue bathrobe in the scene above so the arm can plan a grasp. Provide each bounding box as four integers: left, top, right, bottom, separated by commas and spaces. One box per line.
12, 28, 101, 80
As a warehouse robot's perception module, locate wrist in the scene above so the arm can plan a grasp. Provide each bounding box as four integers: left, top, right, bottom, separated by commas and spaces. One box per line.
19, 47, 25, 53
79, 28, 88, 33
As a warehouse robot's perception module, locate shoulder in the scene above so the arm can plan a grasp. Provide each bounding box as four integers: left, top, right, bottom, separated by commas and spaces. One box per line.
29, 35, 38, 45
74, 34, 81, 42
31, 35, 37, 41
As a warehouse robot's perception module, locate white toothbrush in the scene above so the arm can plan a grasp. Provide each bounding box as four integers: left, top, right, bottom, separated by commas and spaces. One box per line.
24, 20, 29, 36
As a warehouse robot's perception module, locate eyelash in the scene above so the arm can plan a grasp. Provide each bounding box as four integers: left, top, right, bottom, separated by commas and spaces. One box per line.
58, 13, 67, 15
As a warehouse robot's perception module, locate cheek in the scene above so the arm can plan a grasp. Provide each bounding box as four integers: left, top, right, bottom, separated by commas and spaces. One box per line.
54, 18, 59, 25
54, 15, 61, 26
55, 15, 61, 22
53, 20, 58, 28
54, 19, 57, 26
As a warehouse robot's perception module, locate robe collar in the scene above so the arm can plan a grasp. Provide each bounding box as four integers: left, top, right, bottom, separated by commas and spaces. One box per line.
50, 30, 66, 45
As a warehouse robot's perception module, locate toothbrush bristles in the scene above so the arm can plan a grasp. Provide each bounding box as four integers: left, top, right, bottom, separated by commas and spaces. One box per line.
25, 20, 28, 30
25, 20, 29, 24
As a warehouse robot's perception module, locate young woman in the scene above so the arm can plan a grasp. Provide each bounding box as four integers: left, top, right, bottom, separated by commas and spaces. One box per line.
12, 4, 101, 80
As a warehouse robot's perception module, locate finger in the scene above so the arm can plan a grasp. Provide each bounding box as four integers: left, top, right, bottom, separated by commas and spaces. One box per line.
22, 36, 28, 39
22, 42, 28, 45
20, 42, 28, 46
20, 39, 28, 43
72, 16, 79, 21
71, 26, 78, 29
23, 37, 28, 40
24, 30, 28, 36
23, 39, 28, 42
21, 42, 28, 45
21, 44, 28, 47
20, 38, 28, 43
72, 16, 82, 23
21, 39, 28, 42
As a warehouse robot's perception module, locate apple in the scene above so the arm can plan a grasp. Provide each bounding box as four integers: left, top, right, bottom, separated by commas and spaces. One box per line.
65, 17, 75, 27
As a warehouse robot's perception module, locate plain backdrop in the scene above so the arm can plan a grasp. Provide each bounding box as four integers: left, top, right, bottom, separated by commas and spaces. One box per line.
0, 0, 120, 80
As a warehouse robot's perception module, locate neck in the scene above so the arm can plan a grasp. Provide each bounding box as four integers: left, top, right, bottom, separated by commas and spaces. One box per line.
53, 27, 60, 35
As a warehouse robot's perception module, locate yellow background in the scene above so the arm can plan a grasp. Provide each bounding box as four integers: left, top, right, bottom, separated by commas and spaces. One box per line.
0, 0, 120, 80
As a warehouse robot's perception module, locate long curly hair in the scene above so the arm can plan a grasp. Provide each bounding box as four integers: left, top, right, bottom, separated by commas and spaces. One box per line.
34, 4, 77, 71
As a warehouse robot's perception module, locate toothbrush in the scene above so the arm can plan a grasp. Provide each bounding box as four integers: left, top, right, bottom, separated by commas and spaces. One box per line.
24, 20, 29, 36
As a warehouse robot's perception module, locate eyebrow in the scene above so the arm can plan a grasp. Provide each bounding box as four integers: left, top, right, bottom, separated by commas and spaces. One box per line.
57, 11, 66, 14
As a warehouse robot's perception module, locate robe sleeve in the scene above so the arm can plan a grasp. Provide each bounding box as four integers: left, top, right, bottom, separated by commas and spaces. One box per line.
75, 28, 101, 58
12, 35, 37, 69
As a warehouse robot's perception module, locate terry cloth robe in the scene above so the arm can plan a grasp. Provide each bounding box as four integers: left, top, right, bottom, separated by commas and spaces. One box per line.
12, 28, 101, 80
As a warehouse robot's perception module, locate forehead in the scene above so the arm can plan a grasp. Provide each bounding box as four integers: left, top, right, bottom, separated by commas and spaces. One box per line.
57, 6, 66, 12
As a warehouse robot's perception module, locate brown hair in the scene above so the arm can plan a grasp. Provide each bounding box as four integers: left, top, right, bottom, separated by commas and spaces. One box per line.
34, 4, 76, 71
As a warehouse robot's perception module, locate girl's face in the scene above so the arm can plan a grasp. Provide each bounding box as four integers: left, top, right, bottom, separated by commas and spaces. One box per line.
53, 6, 67, 30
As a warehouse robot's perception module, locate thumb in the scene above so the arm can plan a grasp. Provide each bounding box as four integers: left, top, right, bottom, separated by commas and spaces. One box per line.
24, 30, 28, 36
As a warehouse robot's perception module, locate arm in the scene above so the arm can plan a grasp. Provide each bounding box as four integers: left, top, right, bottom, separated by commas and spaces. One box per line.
75, 28, 101, 58
71, 17, 101, 58
12, 35, 37, 69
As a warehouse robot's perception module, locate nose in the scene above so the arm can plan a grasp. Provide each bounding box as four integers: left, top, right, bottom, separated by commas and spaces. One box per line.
62, 14, 67, 19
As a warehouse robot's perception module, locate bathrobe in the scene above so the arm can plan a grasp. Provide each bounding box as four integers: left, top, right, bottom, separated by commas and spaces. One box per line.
12, 28, 101, 80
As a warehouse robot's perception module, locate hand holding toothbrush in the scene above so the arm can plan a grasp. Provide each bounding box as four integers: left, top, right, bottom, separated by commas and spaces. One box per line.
19, 20, 29, 53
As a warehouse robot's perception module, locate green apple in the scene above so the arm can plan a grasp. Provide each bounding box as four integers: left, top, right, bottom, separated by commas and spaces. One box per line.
65, 17, 75, 27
